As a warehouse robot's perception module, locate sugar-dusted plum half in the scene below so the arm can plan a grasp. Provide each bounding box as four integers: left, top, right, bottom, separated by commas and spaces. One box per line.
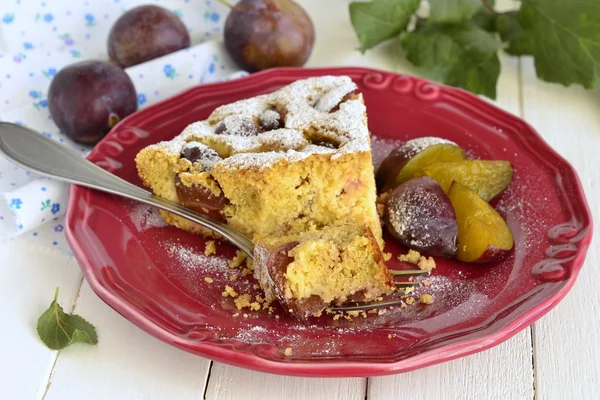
376, 137, 466, 193
48, 60, 137, 144
108, 5, 190, 68
224, 0, 315, 72
425, 160, 513, 201
448, 182, 514, 263
384, 176, 458, 258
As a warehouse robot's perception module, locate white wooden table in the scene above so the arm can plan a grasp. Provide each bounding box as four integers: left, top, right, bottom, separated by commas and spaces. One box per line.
2, 1, 599, 399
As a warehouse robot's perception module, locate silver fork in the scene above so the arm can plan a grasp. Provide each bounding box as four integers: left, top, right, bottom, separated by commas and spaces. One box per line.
0, 122, 426, 311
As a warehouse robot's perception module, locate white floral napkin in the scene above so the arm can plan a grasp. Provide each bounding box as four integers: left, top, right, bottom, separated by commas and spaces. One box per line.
0, 0, 246, 252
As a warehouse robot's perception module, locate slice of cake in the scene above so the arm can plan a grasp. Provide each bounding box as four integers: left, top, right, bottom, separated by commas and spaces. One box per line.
135, 76, 393, 316
254, 225, 394, 319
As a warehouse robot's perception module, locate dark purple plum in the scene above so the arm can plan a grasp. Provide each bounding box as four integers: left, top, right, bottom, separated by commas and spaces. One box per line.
224, 0, 315, 72
48, 60, 137, 144
384, 176, 458, 258
108, 5, 190, 68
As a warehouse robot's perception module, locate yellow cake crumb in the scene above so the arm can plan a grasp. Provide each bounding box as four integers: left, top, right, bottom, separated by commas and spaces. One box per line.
222, 285, 238, 298
255, 295, 264, 304
423, 279, 431, 287
253, 284, 261, 290
399, 249, 421, 264
377, 191, 390, 205
347, 310, 360, 317
383, 252, 392, 261
376, 203, 385, 218
405, 297, 415, 305
333, 314, 341, 320
387, 334, 392, 339
418, 256, 436, 271
234, 293, 252, 309
204, 277, 214, 284
204, 240, 216, 256
229, 275, 238, 281
404, 286, 415, 295
284, 348, 293, 356
419, 294, 434, 304
228, 250, 247, 269
241, 267, 253, 276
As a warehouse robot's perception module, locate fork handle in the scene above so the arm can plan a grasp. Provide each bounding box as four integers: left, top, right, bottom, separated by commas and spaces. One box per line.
0, 122, 254, 257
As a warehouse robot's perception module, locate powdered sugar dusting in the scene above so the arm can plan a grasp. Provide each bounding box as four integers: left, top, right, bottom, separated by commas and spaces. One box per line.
371, 135, 404, 170
170, 243, 230, 274
402, 137, 455, 159
143, 76, 371, 170
314, 82, 357, 112
129, 203, 169, 231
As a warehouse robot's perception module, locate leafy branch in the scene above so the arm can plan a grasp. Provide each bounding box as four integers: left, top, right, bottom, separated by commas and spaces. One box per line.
350, 0, 600, 99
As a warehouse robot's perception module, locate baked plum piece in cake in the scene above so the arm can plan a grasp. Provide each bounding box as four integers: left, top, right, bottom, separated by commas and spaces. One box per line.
136, 76, 382, 243
253, 225, 394, 319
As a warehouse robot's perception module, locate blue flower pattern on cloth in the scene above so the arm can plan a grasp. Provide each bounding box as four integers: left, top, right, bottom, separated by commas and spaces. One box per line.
51, 203, 60, 215
163, 64, 179, 79
0, 0, 234, 252
9, 198, 23, 210
2, 13, 15, 24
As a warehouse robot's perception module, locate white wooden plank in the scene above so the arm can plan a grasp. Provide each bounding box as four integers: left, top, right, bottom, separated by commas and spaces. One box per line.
43, 281, 211, 400
370, 331, 533, 400
205, 363, 366, 400
519, 57, 600, 400
0, 237, 82, 400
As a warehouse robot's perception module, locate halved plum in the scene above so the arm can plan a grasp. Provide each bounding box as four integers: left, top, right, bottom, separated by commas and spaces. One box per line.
376, 137, 467, 193
448, 182, 514, 263
425, 160, 513, 201
384, 176, 458, 258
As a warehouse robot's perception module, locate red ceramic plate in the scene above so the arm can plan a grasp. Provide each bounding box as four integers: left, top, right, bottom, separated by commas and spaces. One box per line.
65, 67, 592, 377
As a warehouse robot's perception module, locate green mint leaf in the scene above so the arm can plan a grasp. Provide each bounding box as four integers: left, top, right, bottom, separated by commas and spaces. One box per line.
519, 0, 600, 88
429, 0, 483, 24
472, 0, 497, 32
36, 288, 98, 350
349, 0, 420, 52
495, 11, 534, 55
401, 23, 501, 99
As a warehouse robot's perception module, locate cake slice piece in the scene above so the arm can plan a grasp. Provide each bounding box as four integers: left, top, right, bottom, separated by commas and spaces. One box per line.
136, 76, 382, 243
135, 76, 391, 317
253, 225, 394, 319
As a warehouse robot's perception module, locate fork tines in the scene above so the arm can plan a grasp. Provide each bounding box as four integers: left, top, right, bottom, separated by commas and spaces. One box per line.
328, 269, 430, 312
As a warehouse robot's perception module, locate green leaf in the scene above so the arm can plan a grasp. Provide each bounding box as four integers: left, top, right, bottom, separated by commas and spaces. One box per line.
472, 0, 497, 32
401, 23, 501, 98
495, 11, 534, 55
429, 0, 483, 24
518, 0, 600, 88
349, 0, 420, 52
36, 288, 98, 350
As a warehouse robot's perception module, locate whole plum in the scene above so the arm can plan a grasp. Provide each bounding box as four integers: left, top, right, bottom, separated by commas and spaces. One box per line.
108, 5, 190, 68
224, 0, 315, 72
48, 60, 137, 144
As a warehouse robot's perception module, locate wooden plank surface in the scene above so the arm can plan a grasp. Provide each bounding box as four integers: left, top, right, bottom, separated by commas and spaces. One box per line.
2, 1, 599, 399
43, 282, 212, 400
205, 364, 366, 400
519, 57, 600, 400
0, 237, 82, 400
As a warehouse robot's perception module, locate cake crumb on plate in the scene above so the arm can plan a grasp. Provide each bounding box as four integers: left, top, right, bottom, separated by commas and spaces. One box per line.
222, 285, 238, 298
204, 240, 217, 256
399, 249, 421, 264
419, 293, 434, 304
